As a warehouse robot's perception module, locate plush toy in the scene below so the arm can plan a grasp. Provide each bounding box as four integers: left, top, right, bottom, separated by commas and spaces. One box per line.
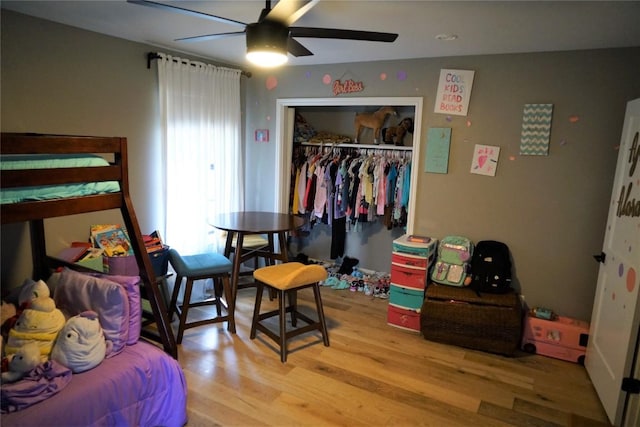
4, 295, 65, 361
382, 117, 414, 146
1, 342, 41, 383
51, 311, 109, 373
2, 279, 51, 339
18, 279, 50, 307
354, 106, 396, 144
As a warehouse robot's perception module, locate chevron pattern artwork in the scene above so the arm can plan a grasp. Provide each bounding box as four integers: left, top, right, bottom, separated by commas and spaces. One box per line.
520, 103, 553, 156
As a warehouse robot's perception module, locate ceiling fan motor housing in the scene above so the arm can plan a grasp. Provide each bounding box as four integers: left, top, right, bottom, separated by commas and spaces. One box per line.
246, 20, 290, 54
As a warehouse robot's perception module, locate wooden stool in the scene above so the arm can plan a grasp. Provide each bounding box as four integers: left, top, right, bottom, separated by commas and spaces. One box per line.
250, 262, 329, 362
223, 232, 273, 290
168, 249, 235, 343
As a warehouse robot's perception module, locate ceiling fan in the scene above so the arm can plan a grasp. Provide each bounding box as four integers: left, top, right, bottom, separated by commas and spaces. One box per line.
128, 0, 398, 67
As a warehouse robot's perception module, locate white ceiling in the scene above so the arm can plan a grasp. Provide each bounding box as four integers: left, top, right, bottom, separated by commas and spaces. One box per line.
3, 0, 640, 68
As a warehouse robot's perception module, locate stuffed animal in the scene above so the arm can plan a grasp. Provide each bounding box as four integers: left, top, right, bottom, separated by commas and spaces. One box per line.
1, 342, 41, 383
354, 106, 396, 144
51, 311, 109, 373
2, 279, 51, 339
4, 295, 65, 361
382, 117, 414, 146
18, 279, 50, 307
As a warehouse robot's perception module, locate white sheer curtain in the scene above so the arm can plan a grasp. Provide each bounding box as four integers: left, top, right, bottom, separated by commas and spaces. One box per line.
157, 53, 244, 255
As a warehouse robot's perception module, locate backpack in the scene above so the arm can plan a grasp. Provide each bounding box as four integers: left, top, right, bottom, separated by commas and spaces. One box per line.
430, 236, 473, 286
469, 240, 513, 294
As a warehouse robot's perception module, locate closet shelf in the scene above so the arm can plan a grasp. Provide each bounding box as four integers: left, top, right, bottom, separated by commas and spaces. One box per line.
299, 142, 412, 151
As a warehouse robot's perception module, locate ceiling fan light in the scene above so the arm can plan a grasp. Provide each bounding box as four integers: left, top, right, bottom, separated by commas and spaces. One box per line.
245, 21, 289, 67
246, 50, 288, 67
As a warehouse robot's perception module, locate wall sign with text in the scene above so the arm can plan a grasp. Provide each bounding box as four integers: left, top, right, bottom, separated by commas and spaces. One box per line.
434, 69, 475, 116
333, 79, 364, 96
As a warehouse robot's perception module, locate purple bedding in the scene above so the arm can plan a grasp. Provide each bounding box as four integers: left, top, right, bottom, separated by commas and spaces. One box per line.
1, 341, 187, 427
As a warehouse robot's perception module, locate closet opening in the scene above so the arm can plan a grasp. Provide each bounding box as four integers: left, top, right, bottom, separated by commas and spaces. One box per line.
274, 97, 423, 272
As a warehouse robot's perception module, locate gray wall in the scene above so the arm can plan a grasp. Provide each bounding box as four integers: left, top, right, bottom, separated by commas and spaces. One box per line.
2, 10, 639, 322
243, 48, 640, 321
0, 11, 244, 288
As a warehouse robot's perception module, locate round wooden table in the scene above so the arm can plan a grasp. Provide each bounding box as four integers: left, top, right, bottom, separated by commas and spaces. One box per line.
211, 211, 305, 302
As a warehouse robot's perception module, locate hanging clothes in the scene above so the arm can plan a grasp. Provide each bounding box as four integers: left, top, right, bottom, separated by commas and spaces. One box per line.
290, 145, 412, 256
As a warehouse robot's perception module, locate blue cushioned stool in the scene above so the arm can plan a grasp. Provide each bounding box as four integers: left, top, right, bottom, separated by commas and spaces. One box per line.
251, 262, 329, 362
168, 249, 235, 343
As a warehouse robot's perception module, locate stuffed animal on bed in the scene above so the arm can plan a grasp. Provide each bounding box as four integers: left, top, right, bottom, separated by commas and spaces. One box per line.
4, 292, 65, 361
1, 342, 41, 383
51, 311, 109, 373
19, 279, 50, 306
2, 279, 51, 339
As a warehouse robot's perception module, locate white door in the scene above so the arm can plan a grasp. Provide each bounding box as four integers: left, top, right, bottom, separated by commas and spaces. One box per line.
586, 98, 640, 426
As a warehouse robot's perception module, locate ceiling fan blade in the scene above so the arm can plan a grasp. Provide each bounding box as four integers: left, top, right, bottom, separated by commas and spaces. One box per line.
290, 27, 398, 43
287, 37, 314, 57
176, 31, 246, 43
127, 0, 247, 27
267, 0, 320, 25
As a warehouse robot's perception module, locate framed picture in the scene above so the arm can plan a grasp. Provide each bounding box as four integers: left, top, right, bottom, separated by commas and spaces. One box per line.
255, 129, 269, 142
470, 144, 500, 176
520, 103, 553, 155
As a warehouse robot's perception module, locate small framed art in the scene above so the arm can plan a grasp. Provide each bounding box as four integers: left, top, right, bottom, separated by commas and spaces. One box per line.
255, 129, 269, 142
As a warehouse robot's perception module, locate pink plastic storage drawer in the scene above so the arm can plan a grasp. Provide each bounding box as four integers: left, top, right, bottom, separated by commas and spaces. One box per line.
391, 252, 428, 269
391, 263, 426, 290
387, 305, 421, 332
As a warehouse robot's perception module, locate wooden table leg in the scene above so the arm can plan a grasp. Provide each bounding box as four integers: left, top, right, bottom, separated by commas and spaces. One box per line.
278, 231, 289, 262
231, 231, 245, 305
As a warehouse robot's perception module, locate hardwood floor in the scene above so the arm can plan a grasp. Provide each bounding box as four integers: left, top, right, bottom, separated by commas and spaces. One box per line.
173, 285, 610, 427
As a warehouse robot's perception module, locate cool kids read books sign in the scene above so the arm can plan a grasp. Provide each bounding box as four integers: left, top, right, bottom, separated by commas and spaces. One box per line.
434, 69, 475, 116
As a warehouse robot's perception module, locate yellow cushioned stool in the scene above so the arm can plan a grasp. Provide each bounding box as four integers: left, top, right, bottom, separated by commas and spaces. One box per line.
250, 262, 329, 362
168, 249, 235, 344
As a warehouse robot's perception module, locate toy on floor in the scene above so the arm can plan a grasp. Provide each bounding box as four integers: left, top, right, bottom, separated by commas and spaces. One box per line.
530, 306, 557, 320
522, 311, 589, 364
354, 106, 396, 144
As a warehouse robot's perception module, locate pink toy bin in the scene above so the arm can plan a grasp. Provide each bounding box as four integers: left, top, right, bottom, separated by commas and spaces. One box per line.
521, 314, 590, 364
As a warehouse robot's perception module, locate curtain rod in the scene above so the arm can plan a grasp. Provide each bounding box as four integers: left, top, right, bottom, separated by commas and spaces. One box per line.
146, 52, 252, 78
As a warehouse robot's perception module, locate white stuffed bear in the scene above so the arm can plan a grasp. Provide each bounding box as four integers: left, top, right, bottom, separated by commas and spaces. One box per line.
51, 311, 108, 373
1, 342, 41, 383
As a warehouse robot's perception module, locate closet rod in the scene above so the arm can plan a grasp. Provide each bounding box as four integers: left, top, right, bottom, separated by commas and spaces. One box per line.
299, 142, 412, 151
299, 145, 412, 159
146, 52, 252, 78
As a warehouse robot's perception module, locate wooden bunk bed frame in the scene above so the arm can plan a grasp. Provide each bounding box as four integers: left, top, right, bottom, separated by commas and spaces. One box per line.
0, 132, 177, 359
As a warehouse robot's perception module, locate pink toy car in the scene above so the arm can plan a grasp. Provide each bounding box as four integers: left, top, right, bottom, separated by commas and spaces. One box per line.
522, 314, 590, 364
